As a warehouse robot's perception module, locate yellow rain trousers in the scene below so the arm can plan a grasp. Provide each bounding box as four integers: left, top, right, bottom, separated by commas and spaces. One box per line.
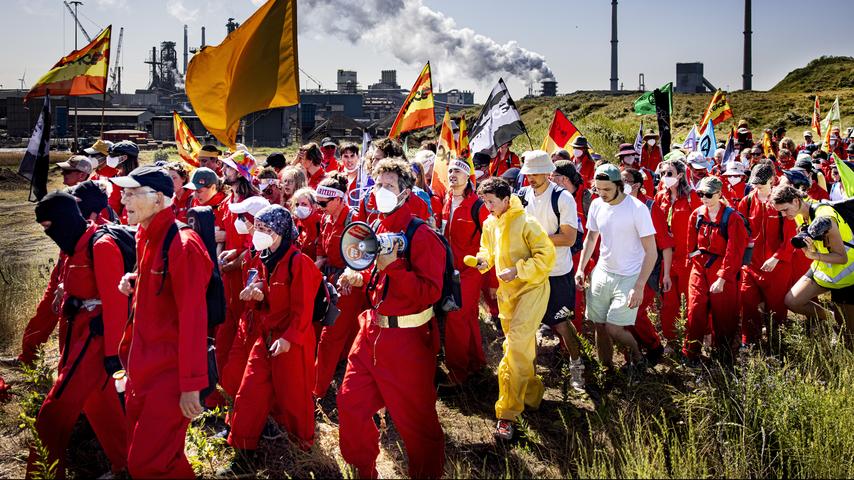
477, 196, 556, 421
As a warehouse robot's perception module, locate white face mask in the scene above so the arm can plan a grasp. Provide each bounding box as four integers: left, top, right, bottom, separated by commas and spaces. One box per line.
294, 205, 311, 219
647, 139, 656, 147
727, 176, 742, 186
252, 231, 274, 251
474, 169, 485, 179
375, 186, 401, 214
623, 183, 632, 195
234, 218, 249, 235
573, 149, 583, 158
662, 176, 678, 189
106, 155, 122, 168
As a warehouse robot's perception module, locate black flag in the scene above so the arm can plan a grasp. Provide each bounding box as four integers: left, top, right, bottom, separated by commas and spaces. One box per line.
469, 78, 527, 157
18, 95, 51, 202
653, 88, 671, 154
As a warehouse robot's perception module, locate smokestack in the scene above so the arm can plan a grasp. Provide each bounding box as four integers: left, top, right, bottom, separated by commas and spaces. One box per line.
201, 26, 206, 48
610, 0, 618, 93
183, 25, 188, 74
743, 0, 752, 90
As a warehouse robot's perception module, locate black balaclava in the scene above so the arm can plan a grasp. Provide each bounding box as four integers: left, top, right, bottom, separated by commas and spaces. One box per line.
69, 180, 108, 219
35, 191, 88, 255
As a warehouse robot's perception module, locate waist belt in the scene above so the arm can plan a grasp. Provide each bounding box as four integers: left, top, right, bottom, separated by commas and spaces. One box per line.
376, 307, 434, 328
80, 299, 102, 311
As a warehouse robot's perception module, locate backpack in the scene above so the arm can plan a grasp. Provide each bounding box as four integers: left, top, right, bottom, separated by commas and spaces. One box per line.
695, 206, 753, 267
287, 250, 341, 327
160, 207, 226, 329
517, 186, 585, 254
88, 224, 137, 274
643, 199, 663, 293
470, 197, 485, 237
808, 198, 854, 248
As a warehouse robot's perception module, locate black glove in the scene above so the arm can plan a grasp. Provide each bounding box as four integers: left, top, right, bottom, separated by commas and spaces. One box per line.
104, 355, 122, 377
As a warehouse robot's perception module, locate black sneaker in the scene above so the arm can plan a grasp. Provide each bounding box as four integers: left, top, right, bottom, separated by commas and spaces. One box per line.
0, 356, 21, 368
494, 419, 514, 441
645, 345, 664, 367
261, 419, 283, 440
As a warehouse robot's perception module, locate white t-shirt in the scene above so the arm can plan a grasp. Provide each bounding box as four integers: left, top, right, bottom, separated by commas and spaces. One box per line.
524, 182, 579, 276
586, 194, 656, 276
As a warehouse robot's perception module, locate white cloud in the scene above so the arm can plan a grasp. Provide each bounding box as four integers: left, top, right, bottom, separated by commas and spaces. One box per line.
167, 1, 200, 24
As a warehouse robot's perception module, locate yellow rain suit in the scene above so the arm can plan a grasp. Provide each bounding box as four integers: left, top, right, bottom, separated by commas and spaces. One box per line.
477, 195, 555, 421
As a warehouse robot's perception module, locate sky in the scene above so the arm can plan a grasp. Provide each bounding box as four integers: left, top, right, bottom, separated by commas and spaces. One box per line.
2, 0, 853, 104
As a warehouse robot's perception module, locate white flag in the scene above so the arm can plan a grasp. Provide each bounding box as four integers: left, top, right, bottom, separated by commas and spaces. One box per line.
633, 120, 644, 154
682, 125, 699, 151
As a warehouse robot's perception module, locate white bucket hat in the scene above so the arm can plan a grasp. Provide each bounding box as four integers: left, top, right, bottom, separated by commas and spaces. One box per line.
519, 150, 555, 175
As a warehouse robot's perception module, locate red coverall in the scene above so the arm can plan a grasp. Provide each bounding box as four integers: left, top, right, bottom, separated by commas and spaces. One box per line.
296, 209, 322, 261
307, 167, 327, 190
122, 208, 212, 479
19, 255, 64, 364
722, 180, 747, 206
338, 201, 445, 479
27, 224, 128, 478
807, 183, 829, 201
220, 251, 258, 398
737, 192, 797, 344
228, 245, 321, 449
654, 189, 701, 341
488, 151, 520, 177
682, 206, 748, 359
172, 188, 194, 223
314, 204, 368, 397
442, 189, 489, 384
641, 145, 663, 172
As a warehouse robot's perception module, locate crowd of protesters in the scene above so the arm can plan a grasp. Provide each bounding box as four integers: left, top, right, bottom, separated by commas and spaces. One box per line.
3, 122, 854, 478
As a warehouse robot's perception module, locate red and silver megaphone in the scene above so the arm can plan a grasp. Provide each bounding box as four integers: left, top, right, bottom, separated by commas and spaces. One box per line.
339, 221, 408, 271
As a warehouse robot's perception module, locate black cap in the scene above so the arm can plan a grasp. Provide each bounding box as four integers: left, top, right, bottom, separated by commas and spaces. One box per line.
794, 158, 814, 172
321, 137, 336, 148
265, 152, 286, 169
109, 165, 174, 197
472, 151, 491, 168
500, 167, 521, 182
109, 140, 140, 158
783, 169, 811, 189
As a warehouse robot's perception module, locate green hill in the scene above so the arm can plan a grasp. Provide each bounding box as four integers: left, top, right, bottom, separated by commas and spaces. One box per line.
771, 56, 854, 92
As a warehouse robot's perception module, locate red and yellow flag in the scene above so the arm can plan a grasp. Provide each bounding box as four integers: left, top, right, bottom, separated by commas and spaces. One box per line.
812, 95, 822, 137
541, 109, 581, 154
389, 62, 435, 139
698, 89, 733, 134
762, 130, 773, 157
431, 107, 454, 198
173, 111, 201, 168
458, 113, 476, 182
26, 26, 111, 99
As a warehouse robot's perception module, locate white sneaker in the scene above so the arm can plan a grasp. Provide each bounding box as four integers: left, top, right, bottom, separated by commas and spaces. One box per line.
494, 419, 514, 441
569, 359, 585, 391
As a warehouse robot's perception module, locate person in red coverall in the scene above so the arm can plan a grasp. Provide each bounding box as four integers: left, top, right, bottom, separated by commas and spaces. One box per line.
25, 192, 128, 479
166, 162, 193, 222
313, 175, 367, 399
336, 158, 445, 479
623, 169, 670, 364
640, 130, 663, 172
222, 205, 322, 474
440, 159, 489, 386
320, 137, 341, 172
682, 177, 748, 364
299, 143, 327, 189
104, 141, 140, 222
569, 136, 595, 184
738, 164, 796, 347
617, 144, 655, 196
721, 161, 748, 205
654, 158, 701, 351
113, 166, 212, 479
291, 187, 322, 260
488, 141, 521, 177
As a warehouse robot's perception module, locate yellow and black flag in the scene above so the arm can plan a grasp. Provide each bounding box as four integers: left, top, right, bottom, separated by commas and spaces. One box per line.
26, 26, 111, 99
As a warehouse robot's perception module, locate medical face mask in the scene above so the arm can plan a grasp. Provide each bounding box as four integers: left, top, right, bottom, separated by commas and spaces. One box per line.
728, 176, 742, 186
647, 139, 656, 147
623, 183, 632, 195
294, 205, 311, 219
375, 187, 401, 214
573, 149, 583, 158
106, 155, 123, 168
252, 231, 274, 251
662, 176, 678, 189
234, 218, 249, 235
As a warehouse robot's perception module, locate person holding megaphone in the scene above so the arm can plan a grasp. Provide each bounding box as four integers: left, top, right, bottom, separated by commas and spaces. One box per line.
336, 158, 446, 479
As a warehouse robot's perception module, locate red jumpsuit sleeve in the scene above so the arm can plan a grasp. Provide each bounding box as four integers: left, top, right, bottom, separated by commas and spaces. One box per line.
773, 217, 798, 260
281, 254, 321, 346
717, 211, 748, 282
20, 257, 63, 362
651, 206, 675, 250
92, 238, 130, 357
169, 231, 213, 393
687, 210, 699, 257
317, 218, 329, 258
377, 226, 445, 315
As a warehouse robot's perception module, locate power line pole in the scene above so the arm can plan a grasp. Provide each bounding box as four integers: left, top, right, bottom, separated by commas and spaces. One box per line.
70, 1, 83, 151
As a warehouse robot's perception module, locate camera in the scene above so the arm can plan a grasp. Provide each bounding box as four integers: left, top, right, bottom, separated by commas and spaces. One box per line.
791, 217, 833, 249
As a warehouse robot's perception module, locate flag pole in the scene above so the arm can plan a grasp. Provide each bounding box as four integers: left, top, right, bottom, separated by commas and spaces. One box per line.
100, 90, 106, 136
525, 132, 534, 150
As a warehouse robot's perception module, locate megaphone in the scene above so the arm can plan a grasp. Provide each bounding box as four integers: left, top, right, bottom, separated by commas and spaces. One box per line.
340, 221, 409, 271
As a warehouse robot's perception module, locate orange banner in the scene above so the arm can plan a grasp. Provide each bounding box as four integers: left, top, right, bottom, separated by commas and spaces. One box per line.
389, 62, 435, 139
173, 111, 201, 168
26, 26, 111, 99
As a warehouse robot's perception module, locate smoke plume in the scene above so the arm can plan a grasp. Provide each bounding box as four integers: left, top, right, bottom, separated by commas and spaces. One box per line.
300, 0, 554, 84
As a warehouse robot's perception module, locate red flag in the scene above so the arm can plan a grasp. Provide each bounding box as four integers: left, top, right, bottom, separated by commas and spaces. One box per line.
812, 95, 822, 137
540, 109, 580, 153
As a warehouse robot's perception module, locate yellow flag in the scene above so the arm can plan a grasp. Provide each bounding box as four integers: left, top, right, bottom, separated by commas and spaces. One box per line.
431, 108, 454, 198
186, 0, 299, 148
173, 111, 201, 168
26, 26, 111, 99
389, 62, 435, 139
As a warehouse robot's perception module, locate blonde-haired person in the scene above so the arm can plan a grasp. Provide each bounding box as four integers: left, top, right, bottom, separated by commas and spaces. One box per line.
290, 187, 322, 261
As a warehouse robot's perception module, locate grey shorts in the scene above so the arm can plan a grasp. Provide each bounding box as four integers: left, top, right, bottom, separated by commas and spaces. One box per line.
585, 267, 640, 327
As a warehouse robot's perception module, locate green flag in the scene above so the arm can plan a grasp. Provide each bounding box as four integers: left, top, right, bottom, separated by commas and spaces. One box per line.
834, 154, 854, 199
634, 82, 672, 115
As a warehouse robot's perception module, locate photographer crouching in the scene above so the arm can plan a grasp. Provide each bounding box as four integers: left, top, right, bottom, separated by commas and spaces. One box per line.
771, 184, 854, 346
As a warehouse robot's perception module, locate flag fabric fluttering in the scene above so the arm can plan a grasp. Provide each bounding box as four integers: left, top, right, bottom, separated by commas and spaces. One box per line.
186, 0, 299, 148
697, 89, 733, 134
389, 62, 435, 139
698, 119, 717, 158
722, 128, 736, 166
821, 97, 841, 152
540, 109, 581, 155
682, 125, 699, 151
653, 87, 672, 151
457, 113, 476, 182
634, 82, 672, 116
348, 130, 373, 207
833, 154, 854, 199
26, 27, 111, 99
432, 108, 455, 198
469, 78, 527, 157
633, 119, 644, 154
173, 111, 201, 168
762, 130, 774, 157
812, 95, 822, 137
18, 95, 51, 202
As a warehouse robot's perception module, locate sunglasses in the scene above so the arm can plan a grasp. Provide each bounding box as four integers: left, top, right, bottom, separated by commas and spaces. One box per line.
317, 199, 335, 208
663, 171, 676, 177
697, 191, 718, 199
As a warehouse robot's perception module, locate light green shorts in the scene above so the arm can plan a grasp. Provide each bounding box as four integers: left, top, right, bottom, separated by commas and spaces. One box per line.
585, 267, 640, 327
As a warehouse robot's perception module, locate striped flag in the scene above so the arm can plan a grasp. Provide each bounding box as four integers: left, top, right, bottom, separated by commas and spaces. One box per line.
834, 154, 854, 199
469, 78, 526, 157
431, 108, 455, 198
18, 96, 51, 202
540, 109, 581, 155
173, 111, 201, 168
812, 95, 822, 137
697, 89, 733, 134
458, 113, 476, 182
389, 62, 435, 139
26, 27, 111, 99
633, 120, 644, 154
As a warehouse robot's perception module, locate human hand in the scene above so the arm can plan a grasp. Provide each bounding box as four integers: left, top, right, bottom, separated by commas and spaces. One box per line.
497, 267, 517, 282
574, 272, 586, 291
760, 257, 779, 272
376, 242, 400, 271
52, 283, 65, 313
179, 391, 203, 419
118, 273, 137, 296
269, 338, 291, 357
661, 274, 672, 293
627, 287, 643, 309
710, 277, 726, 294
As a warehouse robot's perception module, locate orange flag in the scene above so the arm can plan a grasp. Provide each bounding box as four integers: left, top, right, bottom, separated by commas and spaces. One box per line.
431, 107, 454, 198
458, 113, 475, 182
812, 95, 822, 137
698, 89, 733, 134
541, 109, 581, 154
26, 26, 111, 99
389, 62, 435, 139
173, 111, 201, 168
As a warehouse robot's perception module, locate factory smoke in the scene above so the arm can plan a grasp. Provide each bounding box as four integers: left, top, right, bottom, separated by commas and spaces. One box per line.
300, 0, 555, 84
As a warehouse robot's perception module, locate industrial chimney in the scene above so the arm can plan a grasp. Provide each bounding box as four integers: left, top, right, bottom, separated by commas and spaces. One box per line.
201, 26, 206, 48
610, 0, 618, 93
183, 25, 188, 74
743, 0, 752, 90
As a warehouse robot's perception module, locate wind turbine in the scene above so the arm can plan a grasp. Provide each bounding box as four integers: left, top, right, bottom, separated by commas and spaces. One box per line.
18, 69, 26, 91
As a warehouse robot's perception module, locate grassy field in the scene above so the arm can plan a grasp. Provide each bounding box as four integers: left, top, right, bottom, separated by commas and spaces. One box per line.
0, 167, 852, 478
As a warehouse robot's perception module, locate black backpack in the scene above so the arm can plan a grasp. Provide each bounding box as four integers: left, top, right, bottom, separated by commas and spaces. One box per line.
518, 186, 585, 254
287, 250, 341, 327
809, 198, 854, 244
695, 206, 753, 267
160, 207, 227, 329
88, 224, 137, 274
643, 198, 664, 293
